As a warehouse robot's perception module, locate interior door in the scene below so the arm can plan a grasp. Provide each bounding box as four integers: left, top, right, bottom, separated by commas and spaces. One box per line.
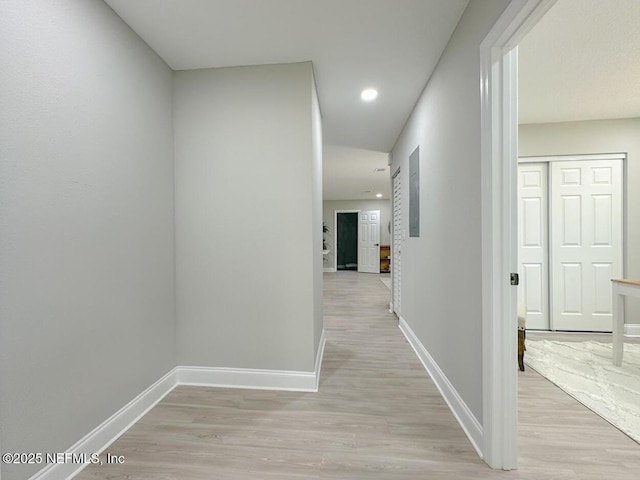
358, 210, 380, 273
392, 171, 401, 315
336, 212, 359, 270
517, 163, 549, 329
551, 159, 623, 331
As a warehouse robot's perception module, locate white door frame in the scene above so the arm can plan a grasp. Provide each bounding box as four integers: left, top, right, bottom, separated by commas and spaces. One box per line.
519, 153, 627, 164
334, 210, 360, 271
480, 0, 557, 469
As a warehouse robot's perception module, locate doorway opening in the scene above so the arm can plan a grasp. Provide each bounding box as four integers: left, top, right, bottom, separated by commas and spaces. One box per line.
333, 209, 382, 274
336, 212, 358, 271
482, 0, 639, 470
480, 0, 559, 469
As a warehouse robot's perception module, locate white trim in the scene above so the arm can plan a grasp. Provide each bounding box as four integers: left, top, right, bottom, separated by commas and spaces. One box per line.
178, 332, 325, 393
398, 317, 483, 457
28, 369, 177, 480
480, 0, 557, 470
625, 324, 640, 337
519, 153, 626, 163
29, 331, 327, 480
314, 329, 327, 390
323, 267, 336, 273
177, 366, 317, 392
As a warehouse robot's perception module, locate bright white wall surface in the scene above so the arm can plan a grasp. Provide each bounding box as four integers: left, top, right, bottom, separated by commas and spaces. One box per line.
519, 118, 640, 322
390, 0, 511, 424
174, 62, 322, 372
322, 200, 392, 270
0, 1, 175, 479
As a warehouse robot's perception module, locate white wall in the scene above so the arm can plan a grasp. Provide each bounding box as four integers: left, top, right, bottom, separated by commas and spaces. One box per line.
174, 62, 322, 372
322, 200, 392, 270
0, 1, 175, 479
519, 118, 640, 322
312, 75, 324, 353
390, 0, 511, 424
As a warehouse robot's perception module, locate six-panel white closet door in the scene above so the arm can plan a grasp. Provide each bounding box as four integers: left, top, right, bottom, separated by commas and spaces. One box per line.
550, 159, 623, 331
518, 163, 550, 330
357, 210, 380, 273
518, 157, 623, 332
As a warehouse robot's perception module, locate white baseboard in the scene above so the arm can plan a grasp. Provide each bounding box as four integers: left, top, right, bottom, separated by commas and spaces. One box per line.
625, 323, 640, 337
176, 366, 318, 392
29, 332, 327, 480
398, 317, 483, 458
28, 369, 177, 480
178, 330, 326, 392
323, 267, 336, 273
314, 329, 327, 390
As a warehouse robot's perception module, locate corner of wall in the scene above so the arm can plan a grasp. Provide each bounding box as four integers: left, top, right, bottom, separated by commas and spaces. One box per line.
398, 318, 483, 457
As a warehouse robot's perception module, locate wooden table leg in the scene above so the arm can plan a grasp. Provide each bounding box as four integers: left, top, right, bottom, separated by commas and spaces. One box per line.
518, 328, 525, 372
612, 285, 624, 366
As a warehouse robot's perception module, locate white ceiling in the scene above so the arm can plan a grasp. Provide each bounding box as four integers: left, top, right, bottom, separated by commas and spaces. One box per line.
104, 0, 470, 200
323, 145, 389, 201
519, 0, 640, 124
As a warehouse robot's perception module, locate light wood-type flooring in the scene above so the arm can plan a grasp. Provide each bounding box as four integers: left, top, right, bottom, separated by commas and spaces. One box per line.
76, 272, 640, 479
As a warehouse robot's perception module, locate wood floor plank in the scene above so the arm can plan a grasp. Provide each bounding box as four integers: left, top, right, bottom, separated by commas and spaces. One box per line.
75, 272, 640, 479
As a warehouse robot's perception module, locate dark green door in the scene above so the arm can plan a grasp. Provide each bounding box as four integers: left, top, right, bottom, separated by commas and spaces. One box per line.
337, 212, 358, 270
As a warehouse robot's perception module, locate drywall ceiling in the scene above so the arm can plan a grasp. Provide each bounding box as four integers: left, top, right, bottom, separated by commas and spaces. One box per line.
519, 0, 640, 124
104, 0, 469, 200
104, 0, 468, 153
323, 145, 390, 201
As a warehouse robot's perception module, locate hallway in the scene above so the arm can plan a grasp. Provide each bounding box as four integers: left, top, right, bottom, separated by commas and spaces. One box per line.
76, 272, 639, 479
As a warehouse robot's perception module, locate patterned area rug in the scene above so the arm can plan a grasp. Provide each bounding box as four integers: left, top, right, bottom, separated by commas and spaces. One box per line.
525, 340, 640, 444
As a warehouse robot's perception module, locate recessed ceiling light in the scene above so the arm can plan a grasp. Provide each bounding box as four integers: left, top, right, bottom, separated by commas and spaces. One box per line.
376, 193, 383, 198
361, 88, 378, 102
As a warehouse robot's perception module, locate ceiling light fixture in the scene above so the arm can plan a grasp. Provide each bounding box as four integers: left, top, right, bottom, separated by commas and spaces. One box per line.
361, 88, 378, 102
376, 193, 383, 198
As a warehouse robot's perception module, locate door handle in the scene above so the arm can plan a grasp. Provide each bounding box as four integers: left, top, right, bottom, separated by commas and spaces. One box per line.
374, 243, 379, 246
